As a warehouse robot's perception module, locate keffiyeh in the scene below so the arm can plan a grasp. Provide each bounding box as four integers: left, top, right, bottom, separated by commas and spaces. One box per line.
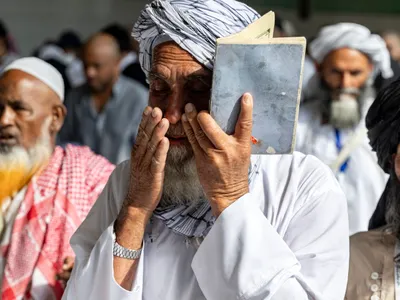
310, 23, 393, 79
132, 0, 259, 76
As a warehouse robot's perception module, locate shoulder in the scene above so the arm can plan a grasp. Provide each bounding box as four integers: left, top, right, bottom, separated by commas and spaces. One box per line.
255, 152, 345, 209
119, 75, 148, 94
62, 144, 115, 175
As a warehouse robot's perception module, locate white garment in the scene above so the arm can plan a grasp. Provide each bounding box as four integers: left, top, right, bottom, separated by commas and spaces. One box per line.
66, 59, 86, 88
63, 153, 349, 300
296, 100, 388, 235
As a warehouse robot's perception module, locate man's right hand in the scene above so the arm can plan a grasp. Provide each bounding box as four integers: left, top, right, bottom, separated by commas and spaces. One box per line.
124, 106, 170, 220
113, 107, 169, 290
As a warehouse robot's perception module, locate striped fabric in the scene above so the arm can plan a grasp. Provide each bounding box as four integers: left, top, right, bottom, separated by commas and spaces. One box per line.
132, 0, 260, 77
153, 157, 261, 238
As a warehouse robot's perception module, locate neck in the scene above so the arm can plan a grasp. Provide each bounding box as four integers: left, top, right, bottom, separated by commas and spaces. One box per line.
92, 84, 114, 113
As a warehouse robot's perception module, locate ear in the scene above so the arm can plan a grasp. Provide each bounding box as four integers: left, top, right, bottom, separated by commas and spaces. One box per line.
393, 145, 400, 180
50, 104, 67, 135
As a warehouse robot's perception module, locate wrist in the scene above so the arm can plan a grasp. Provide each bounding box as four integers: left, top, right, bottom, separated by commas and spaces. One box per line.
209, 187, 249, 217
115, 206, 151, 250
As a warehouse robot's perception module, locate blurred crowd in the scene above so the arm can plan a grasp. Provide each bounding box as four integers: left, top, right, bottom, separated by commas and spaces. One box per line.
1, 4, 400, 299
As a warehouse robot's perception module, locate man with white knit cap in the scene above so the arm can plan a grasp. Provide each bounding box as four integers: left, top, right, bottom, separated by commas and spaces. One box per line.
64, 1, 349, 299
296, 23, 393, 235
0, 57, 114, 299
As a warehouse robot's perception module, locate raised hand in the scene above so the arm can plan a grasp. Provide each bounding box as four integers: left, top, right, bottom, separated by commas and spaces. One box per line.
182, 93, 253, 217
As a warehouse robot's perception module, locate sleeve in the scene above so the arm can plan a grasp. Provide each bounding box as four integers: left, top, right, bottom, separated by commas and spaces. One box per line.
192, 189, 349, 300
63, 161, 145, 300
62, 225, 145, 300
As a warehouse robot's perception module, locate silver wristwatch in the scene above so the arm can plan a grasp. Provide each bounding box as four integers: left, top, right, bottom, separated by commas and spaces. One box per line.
113, 234, 142, 260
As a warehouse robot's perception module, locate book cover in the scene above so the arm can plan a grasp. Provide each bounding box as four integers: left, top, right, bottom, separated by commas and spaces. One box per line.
210, 12, 306, 155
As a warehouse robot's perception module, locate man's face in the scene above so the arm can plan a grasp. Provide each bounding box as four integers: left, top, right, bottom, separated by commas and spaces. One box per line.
319, 48, 373, 91
0, 71, 58, 153
149, 42, 211, 207
83, 44, 120, 92
149, 42, 212, 149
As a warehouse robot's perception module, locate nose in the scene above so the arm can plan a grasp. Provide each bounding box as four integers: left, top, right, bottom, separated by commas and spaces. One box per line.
85, 67, 96, 79
164, 91, 185, 125
0, 105, 16, 127
341, 72, 353, 89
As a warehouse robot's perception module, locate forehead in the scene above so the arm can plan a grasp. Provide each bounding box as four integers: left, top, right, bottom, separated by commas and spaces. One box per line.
322, 48, 371, 69
151, 42, 210, 78
0, 70, 51, 104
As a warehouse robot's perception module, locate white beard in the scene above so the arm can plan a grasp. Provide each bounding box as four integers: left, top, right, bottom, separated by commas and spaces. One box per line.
0, 118, 53, 182
159, 145, 206, 208
329, 94, 361, 129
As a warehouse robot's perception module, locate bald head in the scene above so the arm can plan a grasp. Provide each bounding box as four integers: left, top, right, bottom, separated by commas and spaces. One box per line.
0, 70, 66, 153
382, 31, 400, 61
83, 33, 122, 92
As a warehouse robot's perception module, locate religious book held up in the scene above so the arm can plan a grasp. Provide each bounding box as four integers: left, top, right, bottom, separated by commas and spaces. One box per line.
210, 11, 306, 154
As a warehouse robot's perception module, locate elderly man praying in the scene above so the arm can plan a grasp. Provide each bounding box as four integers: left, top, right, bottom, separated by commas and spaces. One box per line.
0, 57, 114, 299
64, 1, 349, 299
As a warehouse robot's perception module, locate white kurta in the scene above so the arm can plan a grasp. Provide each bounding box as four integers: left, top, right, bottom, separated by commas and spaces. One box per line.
296, 100, 388, 235
63, 153, 349, 300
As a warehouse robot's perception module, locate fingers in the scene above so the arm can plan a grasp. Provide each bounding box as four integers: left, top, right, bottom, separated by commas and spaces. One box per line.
142, 118, 170, 167
63, 257, 74, 271
234, 93, 253, 142
150, 137, 170, 175
197, 111, 229, 150
183, 103, 213, 152
133, 107, 163, 160
56, 271, 72, 283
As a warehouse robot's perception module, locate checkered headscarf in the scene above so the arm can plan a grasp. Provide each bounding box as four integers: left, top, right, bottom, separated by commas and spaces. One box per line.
132, 0, 260, 77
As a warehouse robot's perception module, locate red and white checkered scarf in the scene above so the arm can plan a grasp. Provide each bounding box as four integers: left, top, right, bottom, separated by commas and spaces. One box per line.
1, 145, 115, 300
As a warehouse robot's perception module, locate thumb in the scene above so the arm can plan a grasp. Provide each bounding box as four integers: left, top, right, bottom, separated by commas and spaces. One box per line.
234, 93, 253, 142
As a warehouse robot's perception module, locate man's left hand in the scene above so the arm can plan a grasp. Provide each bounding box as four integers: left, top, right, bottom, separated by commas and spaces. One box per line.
182, 93, 253, 217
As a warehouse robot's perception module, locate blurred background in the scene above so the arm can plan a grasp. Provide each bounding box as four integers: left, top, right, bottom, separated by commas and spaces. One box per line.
1, 0, 400, 55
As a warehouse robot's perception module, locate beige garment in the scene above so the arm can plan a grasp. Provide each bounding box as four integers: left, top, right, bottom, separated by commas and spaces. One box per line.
346, 227, 396, 300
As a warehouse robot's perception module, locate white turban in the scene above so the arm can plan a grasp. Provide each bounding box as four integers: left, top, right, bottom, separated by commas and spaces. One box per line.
132, 0, 260, 77
4, 57, 65, 101
309, 23, 393, 79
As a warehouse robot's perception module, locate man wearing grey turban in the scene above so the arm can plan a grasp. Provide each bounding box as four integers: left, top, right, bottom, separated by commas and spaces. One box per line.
346, 79, 400, 299
63, 1, 349, 299
296, 22, 391, 235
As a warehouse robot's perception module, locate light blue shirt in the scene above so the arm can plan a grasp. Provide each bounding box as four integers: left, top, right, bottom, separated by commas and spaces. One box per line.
58, 76, 148, 164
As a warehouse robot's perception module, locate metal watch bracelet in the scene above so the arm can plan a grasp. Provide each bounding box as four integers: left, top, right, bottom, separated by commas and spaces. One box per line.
113, 234, 142, 260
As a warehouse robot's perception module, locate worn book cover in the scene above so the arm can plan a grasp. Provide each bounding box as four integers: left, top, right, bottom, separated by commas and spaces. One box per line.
210, 11, 306, 154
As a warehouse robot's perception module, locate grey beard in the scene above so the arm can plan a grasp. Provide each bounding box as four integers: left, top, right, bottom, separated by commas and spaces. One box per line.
385, 172, 400, 239
158, 145, 206, 209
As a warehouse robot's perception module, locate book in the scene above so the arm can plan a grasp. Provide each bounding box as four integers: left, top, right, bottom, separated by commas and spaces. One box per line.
210, 11, 306, 155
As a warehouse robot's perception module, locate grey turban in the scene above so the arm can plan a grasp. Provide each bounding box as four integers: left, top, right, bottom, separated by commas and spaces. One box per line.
366, 78, 400, 173
132, 0, 260, 77
310, 23, 393, 79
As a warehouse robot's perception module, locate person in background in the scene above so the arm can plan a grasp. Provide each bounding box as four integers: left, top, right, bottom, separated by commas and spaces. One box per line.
346, 79, 400, 300
296, 23, 392, 235
102, 23, 148, 88
63, 0, 349, 299
38, 30, 84, 94
382, 31, 400, 63
0, 57, 114, 299
0, 20, 19, 74
58, 33, 148, 164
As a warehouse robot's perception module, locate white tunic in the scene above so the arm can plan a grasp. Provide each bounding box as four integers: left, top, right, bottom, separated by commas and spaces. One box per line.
63, 153, 349, 300
296, 100, 388, 235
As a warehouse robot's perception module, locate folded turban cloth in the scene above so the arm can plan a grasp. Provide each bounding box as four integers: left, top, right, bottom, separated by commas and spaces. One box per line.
309, 23, 393, 79
366, 78, 400, 173
132, 0, 260, 77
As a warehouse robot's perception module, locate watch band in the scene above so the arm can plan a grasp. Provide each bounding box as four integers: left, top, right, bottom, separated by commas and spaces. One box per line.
113, 235, 142, 260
